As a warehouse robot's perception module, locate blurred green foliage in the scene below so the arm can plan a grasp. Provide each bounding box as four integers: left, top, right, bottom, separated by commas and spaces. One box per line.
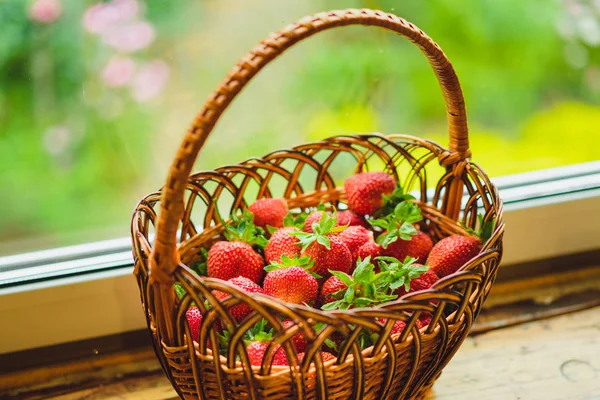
0, 0, 598, 254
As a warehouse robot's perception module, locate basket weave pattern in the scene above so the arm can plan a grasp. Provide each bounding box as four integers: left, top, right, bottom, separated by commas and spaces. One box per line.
131, 9, 504, 400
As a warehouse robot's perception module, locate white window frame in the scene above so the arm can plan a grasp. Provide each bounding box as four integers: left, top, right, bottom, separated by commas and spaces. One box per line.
1, 161, 599, 355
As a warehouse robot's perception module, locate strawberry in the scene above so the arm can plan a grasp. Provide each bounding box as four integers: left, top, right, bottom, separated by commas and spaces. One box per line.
304, 210, 365, 232
207, 241, 264, 283
297, 351, 336, 363
377, 318, 423, 335
246, 341, 288, 366
264, 227, 301, 263
370, 200, 431, 263
213, 276, 265, 321
355, 240, 382, 262
344, 172, 396, 215
427, 236, 481, 277
245, 319, 288, 366
248, 198, 288, 230
303, 211, 324, 233
208, 209, 268, 283
381, 231, 433, 264
407, 268, 438, 292
419, 313, 433, 328
338, 225, 373, 266
427, 215, 495, 277
292, 213, 352, 278
186, 306, 202, 341
321, 257, 397, 311
302, 236, 351, 278
320, 275, 348, 305
282, 320, 307, 353
338, 210, 367, 228
263, 256, 319, 305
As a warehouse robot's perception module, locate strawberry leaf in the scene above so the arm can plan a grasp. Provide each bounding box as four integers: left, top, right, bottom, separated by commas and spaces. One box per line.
329, 270, 353, 287
290, 211, 339, 252
190, 247, 209, 276
174, 282, 186, 299
266, 254, 320, 278
371, 200, 423, 249
374, 184, 415, 218
323, 257, 396, 311
316, 235, 331, 249
283, 211, 309, 229
377, 256, 429, 292
245, 319, 273, 344
224, 209, 269, 249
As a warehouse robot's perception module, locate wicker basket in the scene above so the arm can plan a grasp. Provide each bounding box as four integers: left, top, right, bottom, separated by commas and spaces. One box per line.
131, 9, 504, 400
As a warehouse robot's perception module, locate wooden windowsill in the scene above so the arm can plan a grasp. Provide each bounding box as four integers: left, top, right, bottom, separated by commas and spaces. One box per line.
2, 264, 600, 399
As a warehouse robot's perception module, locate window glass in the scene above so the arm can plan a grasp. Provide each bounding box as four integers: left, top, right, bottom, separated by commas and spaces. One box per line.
1, 0, 598, 255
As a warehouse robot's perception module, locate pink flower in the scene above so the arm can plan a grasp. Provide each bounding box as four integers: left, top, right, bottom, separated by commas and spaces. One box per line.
29, 0, 62, 24
130, 60, 170, 102
101, 56, 136, 87
101, 20, 155, 53
83, 0, 140, 35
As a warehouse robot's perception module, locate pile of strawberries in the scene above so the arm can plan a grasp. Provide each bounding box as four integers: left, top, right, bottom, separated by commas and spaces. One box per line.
182, 172, 493, 367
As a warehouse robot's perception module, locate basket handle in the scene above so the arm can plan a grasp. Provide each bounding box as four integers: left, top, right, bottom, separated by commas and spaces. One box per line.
150, 9, 470, 285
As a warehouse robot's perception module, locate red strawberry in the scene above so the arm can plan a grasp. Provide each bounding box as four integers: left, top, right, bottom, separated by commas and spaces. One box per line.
427, 216, 495, 278
304, 210, 366, 232
344, 172, 396, 215
396, 267, 439, 296
338, 226, 373, 266
293, 213, 352, 278
303, 236, 351, 278
338, 210, 367, 228
297, 351, 336, 363
303, 211, 324, 233
378, 318, 423, 335
282, 320, 307, 352
427, 235, 481, 278
213, 276, 265, 321
263, 265, 319, 305
246, 341, 288, 366
248, 198, 288, 230
381, 231, 433, 264
320, 275, 348, 305
419, 313, 433, 328
186, 306, 202, 341
356, 240, 382, 262
265, 227, 301, 263
207, 241, 264, 284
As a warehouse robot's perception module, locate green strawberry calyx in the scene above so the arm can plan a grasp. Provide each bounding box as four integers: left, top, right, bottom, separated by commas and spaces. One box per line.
281, 211, 309, 231
321, 256, 397, 311
369, 201, 423, 249
463, 214, 496, 243
264, 255, 322, 279
290, 210, 345, 252
244, 319, 273, 345
376, 256, 430, 292
223, 209, 269, 249
374, 184, 415, 218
